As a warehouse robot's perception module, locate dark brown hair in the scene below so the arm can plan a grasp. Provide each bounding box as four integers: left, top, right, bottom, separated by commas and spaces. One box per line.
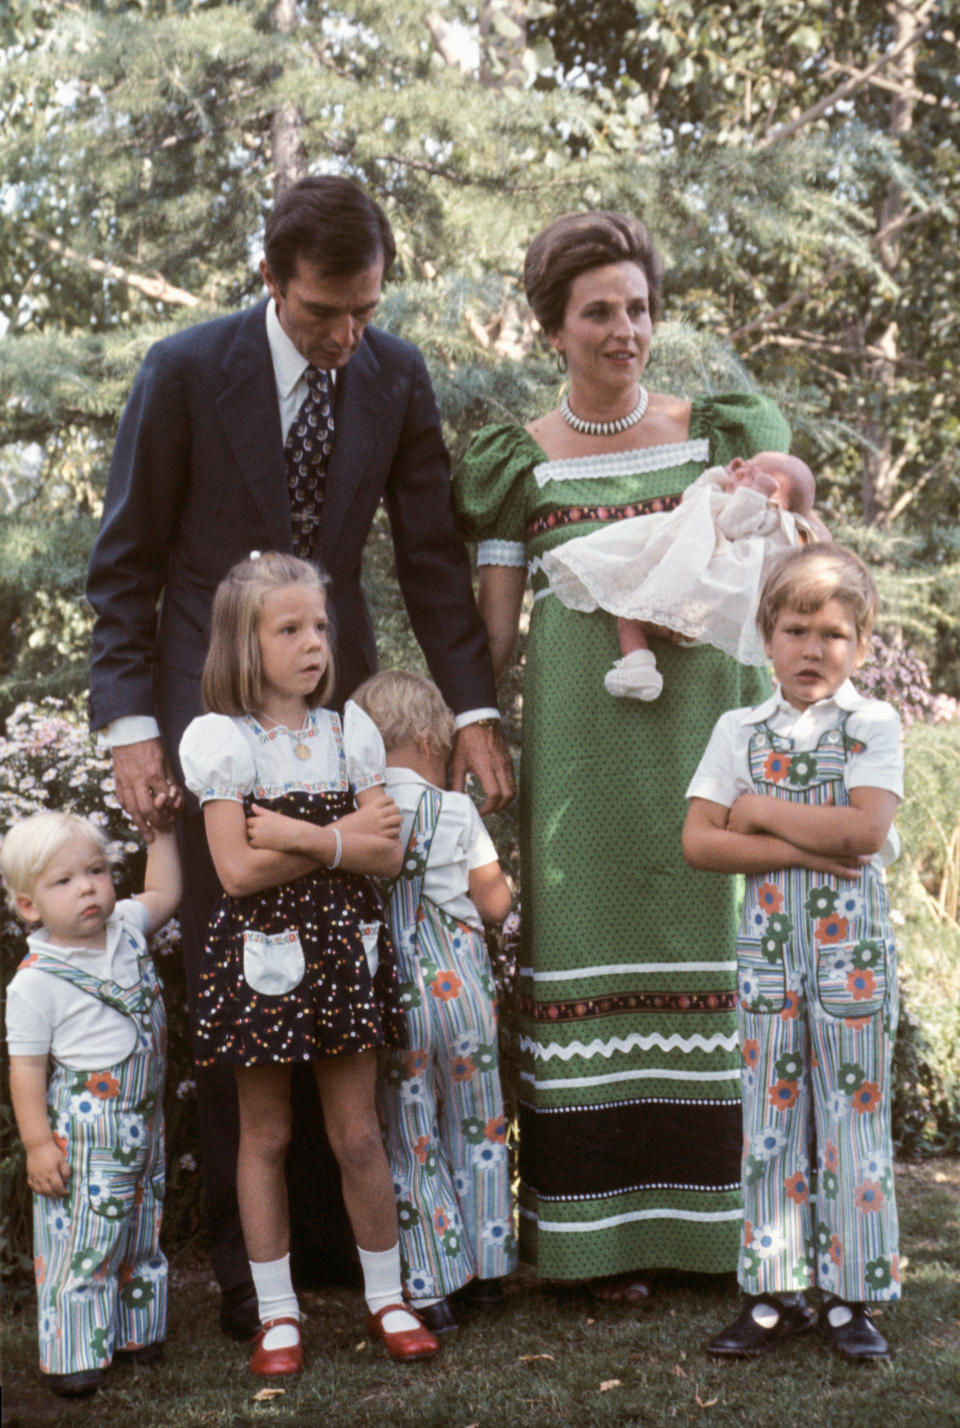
524, 210, 665, 335
263, 176, 396, 288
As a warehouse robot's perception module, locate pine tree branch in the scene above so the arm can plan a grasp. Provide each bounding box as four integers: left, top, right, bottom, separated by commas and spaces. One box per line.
25, 229, 205, 308
758, 0, 937, 148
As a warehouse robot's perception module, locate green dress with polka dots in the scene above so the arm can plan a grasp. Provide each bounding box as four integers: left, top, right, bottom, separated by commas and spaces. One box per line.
453, 394, 789, 1280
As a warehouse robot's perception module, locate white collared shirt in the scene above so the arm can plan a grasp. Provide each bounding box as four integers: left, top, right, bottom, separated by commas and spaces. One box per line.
686, 680, 903, 866
384, 767, 498, 929
5, 900, 152, 1066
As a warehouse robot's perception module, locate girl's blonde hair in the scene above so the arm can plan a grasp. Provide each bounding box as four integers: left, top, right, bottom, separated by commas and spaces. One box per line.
352, 670, 456, 760
202, 552, 335, 715
1, 811, 110, 905
757, 544, 878, 651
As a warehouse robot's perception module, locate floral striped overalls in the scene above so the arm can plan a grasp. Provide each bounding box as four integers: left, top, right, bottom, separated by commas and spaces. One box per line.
378, 788, 516, 1301
29, 948, 167, 1375
734, 717, 900, 1303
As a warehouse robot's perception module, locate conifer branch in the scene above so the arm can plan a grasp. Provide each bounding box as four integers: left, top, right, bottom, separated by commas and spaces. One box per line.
25, 229, 205, 308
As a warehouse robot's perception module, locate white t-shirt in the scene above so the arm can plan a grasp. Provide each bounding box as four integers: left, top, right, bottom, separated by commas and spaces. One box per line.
686, 680, 903, 868
384, 767, 498, 929
5, 900, 152, 1067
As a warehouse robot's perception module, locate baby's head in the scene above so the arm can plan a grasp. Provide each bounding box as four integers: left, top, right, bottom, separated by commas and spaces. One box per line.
202, 551, 335, 715
1, 811, 115, 943
757, 544, 878, 656
724, 452, 815, 516
352, 671, 456, 764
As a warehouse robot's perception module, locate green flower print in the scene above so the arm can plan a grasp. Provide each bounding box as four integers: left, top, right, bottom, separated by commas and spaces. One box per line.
424, 1146, 439, 1176
70, 1246, 102, 1278
135, 1092, 157, 1118
791, 1259, 812, 1287
441, 1229, 461, 1257
864, 1256, 892, 1291
774, 1049, 803, 1081
481, 972, 496, 1001
398, 981, 422, 1012
815, 1223, 833, 1254
95, 1196, 126, 1221
804, 884, 838, 920
113, 1146, 140, 1168
765, 912, 794, 943
760, 936, 784, 964
461, 1116, 486, 1144
89, 1326, 111, 1363
740, 1247, 760, 1279
473, 1043, 497, 1074
742, 1155, 766, 1186
837, 1061, 867, 1095
852, 939, 883, 971
788, 752, 818, 787
381, 1058, 405, 1089
880, 1167, 895, 1197
420, 962, 441, 988
119, 1276, 154, 1309
820, 1168, 839, 1200
397, 1201, 421, 1232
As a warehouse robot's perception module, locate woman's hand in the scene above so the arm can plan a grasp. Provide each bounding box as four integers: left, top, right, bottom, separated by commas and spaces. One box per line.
246, 803, 307, 853
336, 794, 403, 839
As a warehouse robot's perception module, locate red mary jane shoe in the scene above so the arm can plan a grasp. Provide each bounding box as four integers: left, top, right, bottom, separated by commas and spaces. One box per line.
366, 1303, 439, 1362
249, 1317, 303, 1376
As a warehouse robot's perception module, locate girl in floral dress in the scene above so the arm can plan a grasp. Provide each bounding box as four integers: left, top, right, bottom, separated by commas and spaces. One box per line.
179, 552, 439, 1374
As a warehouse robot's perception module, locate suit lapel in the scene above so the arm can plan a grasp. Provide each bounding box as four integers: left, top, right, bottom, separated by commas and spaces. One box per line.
320, 336, 390, 558
216, 302, 292, 550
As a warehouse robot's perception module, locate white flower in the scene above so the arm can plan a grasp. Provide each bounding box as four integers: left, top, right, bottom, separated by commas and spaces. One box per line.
472, 1141, 506, 1170
859, 1148, 889, 1181
822, 948, 855, 977
118, 1113, 146, 1150
453, 1170, 471, 1198
480, 1217, 512, 1246
826, 1090, 852, 1120
46, 1207, 72, 1239
742, 1066, 757, 1095
754, 1125, 788, 1161
834, 888, 866, 921
68, 1092, 105, 1124
452, 1030, 480, 1057
399, 1078, 426, 1107
753, 1223, 786, 1259
406, 1268, 435, 1298
817, 1254, 838, 1291
743, 906, 769, 936
738, 971, 759, 1003
38, 1307, 58, 1341
392, 1177, 413, 1203
142, 1253, 167, 1282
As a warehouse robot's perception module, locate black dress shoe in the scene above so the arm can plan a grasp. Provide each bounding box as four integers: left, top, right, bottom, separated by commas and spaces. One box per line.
414, 1297, 459, 1334
458, 1277, 506, 1310
47, 1369, 107, 1397
707, 1293, 815, 1358
819, 1297, 891, 1362
114, 1342, 164, 1365
220, 1282, 261, 1341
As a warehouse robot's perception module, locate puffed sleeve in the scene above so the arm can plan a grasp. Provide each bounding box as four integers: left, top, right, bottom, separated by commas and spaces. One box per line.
179, 714, 256, 803
342, 700, 388, 794
451, 423, 539, 568
691, 393, 791, 468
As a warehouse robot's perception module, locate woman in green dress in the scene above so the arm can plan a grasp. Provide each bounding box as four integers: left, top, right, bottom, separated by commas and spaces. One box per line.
452, 212, 790, 1297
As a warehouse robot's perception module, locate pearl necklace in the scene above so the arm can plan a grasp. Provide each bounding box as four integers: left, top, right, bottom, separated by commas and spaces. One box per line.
256, 711, 313, 761
561, 385, 649, 437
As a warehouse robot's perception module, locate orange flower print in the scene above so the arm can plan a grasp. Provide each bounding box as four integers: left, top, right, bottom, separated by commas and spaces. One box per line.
742, 1039, 760, 1067
784, 1170, 809, 1205
433, 1208, 451, 1233
53, 1132, 68, 1157
134, 1182, 145, 1207
824, 1141, 839, 1172
780, 988, 800, 1022
413, 1135, 430, 1165
406, 1047, 429, 1077
430, 970, 462, 1001
847, 969, 877, 1002
85, 1071, 121, 1099
829, 1234, 843, 1265
844, 1016, 871, 1031
891, 1254, 900, 1283
768, 1079, 800, 1111
757, 882, 783, 913
451, 1055, 476, 1083
855, 1181, 885, 1213
851, 1081, 882, 1114
763, 752, 790, 783
484, 1116, 507, 1144
35, 1256, 46, 1285
118, 1262, 134, 1288
743, 1220, 754, 1246
814, 915, 850, 945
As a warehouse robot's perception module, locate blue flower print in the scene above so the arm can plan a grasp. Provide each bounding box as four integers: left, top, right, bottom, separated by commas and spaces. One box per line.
472, 1141, 506, 1170
38, 1308, 58, 1343
453, 1169, 471, 1198
406, 1267, 435, 1298
754, 1223, 786, 1260
392, 1175, 413, 1203
743, 906, 770, 937
46, 1205, 72, 1239
399, 1077, 427, 1108
452, 1029, 481, 1058
754, 1125, 788, 1161
835, 888, 866, 921
118, 1112, 147, 1152
480, 1217, 514, 1248
67, 1091, 104, 1124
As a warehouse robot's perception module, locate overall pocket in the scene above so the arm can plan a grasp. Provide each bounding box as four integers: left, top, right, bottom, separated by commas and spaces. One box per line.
86, 1146, 138, 1222
242, 929, 305, 997
737, 935, 786, 1014
816, 938, 890, 1018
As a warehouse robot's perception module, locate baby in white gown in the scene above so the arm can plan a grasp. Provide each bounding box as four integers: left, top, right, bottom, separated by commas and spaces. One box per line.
542, 451, 826, 700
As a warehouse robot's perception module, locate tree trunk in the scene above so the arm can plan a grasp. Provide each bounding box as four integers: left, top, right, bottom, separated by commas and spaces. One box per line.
270, 0, 305, 197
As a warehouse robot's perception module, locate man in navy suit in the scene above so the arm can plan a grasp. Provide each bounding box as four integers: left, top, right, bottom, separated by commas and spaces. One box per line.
86, 176, 513, 1338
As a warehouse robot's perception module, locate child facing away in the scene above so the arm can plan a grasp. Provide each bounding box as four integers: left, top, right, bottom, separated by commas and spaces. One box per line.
683, 544, 902, 1363
3, 811, 181, 1398
178, 552, 442, 1377
542, 450, 829, 700
351, 671, 516, 1336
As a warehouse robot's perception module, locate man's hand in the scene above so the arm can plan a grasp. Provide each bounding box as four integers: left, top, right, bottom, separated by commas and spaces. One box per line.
450, 722, 515, 816
112, 739, 182, 842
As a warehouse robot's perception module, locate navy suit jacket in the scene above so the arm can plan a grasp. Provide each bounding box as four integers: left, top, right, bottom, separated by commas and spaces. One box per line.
87, 300, 496, 768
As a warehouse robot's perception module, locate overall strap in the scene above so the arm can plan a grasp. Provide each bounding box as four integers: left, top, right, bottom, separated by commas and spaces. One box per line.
17, 950, 156, 1020
382, 788, 443, 934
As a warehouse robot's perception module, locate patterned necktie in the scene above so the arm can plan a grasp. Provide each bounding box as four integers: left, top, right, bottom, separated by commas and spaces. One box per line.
284, 365, 334, 558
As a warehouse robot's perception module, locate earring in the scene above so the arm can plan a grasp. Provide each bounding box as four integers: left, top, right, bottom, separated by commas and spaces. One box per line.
555, 350, 568, 374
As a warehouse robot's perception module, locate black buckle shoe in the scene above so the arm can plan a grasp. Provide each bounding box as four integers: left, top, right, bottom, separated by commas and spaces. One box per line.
457, 1277, 506, 1311
707, 1293, 815, 1358
414, 1297, 459, 1335
220, 1282, 261, 1341
819, 1297, 891, 1362
47, 1369, 107, 1397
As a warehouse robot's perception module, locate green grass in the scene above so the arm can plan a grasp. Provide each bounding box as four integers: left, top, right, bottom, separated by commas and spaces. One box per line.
3, 1159, 959, 1428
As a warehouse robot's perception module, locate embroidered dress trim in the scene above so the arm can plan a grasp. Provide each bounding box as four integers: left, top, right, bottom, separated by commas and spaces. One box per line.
532, 438, 709, 488
478, 537, 527, 567
518, 989, 737, 1019
526, 492, 682, 542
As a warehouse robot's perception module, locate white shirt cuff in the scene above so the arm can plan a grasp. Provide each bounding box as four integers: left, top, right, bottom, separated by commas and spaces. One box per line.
454, 708, 500, 730
97, 715, 162, 748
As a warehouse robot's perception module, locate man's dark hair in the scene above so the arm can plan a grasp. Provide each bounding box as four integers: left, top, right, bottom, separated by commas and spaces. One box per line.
263, 176, 396, 287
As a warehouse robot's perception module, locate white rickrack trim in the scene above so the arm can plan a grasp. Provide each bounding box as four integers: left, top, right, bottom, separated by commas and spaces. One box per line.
477, 538, 526, 567
519, 1031, 740, 1060
532, 438, 709, 488
518, 1096, 740, 1113
527, 1181, 742, 1202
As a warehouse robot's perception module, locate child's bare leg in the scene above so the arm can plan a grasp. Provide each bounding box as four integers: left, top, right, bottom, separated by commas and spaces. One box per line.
606, 618, 664, 701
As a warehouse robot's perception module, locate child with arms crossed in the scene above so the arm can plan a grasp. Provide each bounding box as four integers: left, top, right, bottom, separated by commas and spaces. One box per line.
683, 545, 902, 1363
352, 671, 516, 1336
4, 811, 180, 1397
179, 553, 441, 1376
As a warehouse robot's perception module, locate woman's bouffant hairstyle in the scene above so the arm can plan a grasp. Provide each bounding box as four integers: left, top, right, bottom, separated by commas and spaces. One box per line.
202, 552, 335, 716
264, 175, 396, 287
524, 210, 665, 335
1, 811, 110, 906
757, 544, 879, 651
351, 670, 456, 761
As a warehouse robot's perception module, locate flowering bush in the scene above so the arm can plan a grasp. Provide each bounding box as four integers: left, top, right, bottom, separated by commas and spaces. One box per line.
855, 633, 959, 728
0, 701, 201, 1295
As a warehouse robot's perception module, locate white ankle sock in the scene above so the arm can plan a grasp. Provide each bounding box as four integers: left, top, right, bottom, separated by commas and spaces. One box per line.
358, 1244, 421, 1334
250, 1254, 300, 1350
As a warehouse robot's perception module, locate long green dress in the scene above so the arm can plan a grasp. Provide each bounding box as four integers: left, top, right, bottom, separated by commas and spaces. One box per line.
453, 394, 789, 1281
